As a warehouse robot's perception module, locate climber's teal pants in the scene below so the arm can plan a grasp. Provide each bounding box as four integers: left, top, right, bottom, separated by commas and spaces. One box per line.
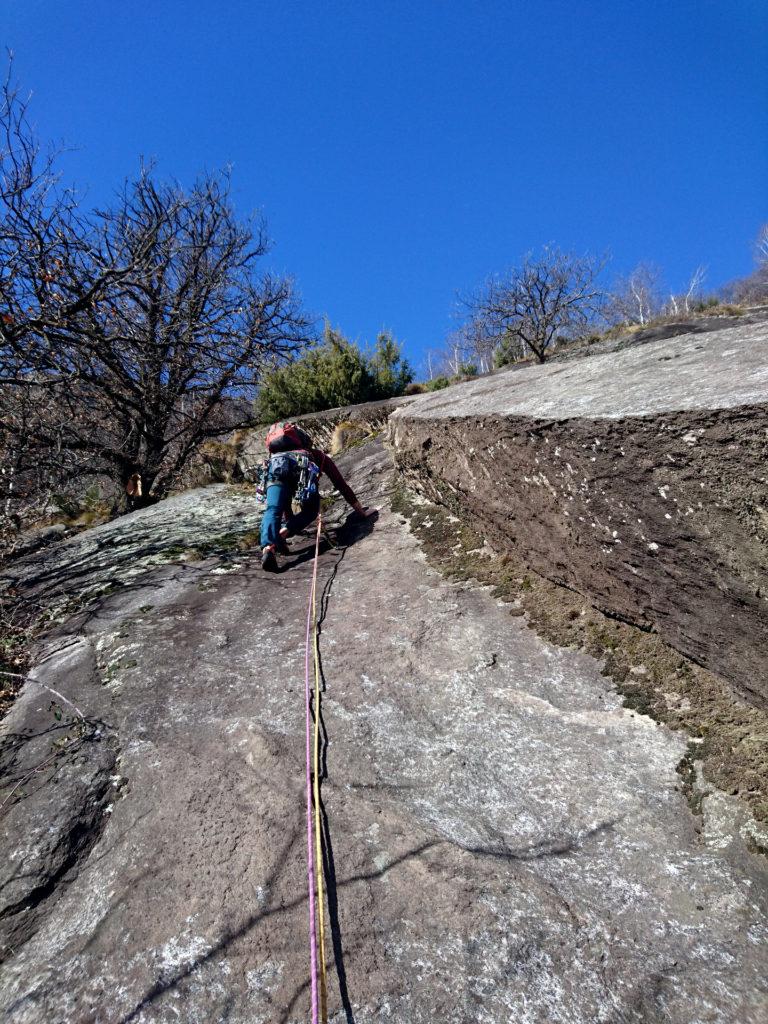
260, 482, 321, 548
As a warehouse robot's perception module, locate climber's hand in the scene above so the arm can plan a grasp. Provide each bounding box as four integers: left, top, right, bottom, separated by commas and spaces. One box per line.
353, 503, 376, 518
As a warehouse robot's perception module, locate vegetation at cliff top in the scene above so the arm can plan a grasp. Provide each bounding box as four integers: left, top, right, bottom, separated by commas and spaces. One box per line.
255, 324, 413, 421
432, 237, 768, 375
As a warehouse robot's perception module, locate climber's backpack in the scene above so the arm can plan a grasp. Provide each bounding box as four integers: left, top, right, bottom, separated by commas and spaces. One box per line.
265, 421, 314, 453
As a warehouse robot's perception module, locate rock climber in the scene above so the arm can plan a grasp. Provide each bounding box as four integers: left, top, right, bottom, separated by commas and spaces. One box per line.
259, 421, 371, 572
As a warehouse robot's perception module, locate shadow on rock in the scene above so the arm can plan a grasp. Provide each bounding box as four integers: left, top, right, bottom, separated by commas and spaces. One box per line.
284, 510, 380, 573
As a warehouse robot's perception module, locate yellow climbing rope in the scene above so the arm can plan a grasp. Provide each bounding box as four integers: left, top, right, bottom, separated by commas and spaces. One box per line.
305, 520, 329, 1024
311, 516, 329, 1022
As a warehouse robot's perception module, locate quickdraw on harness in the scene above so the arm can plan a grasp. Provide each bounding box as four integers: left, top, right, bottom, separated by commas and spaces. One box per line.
253, 458, 270, 501
293, 453, 321, 510
257, 422, 323, 512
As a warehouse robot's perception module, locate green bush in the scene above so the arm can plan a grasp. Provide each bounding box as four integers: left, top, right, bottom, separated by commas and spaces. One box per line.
255, 325, 413, 421
369, 331, 413, 397
692, 295, 720, 312
424, 376, 451, 392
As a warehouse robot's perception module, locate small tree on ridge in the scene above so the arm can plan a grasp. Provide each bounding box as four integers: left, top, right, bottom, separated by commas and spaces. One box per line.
470, 247, 606, 364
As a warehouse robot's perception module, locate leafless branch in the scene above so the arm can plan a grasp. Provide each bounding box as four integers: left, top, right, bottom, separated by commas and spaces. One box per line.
1, 66, 312, 538
466, 247, 607, 364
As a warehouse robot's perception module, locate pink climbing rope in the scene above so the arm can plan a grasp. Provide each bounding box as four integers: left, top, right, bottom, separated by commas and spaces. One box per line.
303, 517, 323, 1023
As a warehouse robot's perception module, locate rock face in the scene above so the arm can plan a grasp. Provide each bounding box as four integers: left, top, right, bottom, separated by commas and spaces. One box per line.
9, 524, 69, 559
0, 485, 266, 610
390, 321, 768, 707
1, 441, 767, 1023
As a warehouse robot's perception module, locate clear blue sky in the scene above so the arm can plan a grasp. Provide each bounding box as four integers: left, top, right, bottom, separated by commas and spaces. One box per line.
3, 1, 767, 371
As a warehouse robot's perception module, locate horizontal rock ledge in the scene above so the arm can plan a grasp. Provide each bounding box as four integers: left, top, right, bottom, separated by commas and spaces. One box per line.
390, 322, 768, 707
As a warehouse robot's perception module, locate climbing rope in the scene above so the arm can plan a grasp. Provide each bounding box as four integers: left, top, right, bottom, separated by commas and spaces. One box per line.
304, 515, 329, 1024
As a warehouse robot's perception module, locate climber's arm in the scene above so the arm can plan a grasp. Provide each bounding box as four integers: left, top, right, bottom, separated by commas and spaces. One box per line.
311, 450, 369, 514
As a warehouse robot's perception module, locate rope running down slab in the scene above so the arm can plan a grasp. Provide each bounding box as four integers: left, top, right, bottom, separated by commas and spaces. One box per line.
304, 515, 329, 1023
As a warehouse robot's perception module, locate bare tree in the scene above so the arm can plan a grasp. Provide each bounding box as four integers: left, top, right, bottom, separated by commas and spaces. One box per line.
9, 172, 309, 496
469, 318, 499, 373
754, 223, 768, 266
424, 348, 437, 381
1, 65, 311, 536
0, 61, 140, 390
438, 328, 470, 377
724, 224, 768, 305
444, 317, 497, 374
668, 265, 707, 316
607, 263, 663, 326
0, 59, 113, 537
469, 247, 606, 364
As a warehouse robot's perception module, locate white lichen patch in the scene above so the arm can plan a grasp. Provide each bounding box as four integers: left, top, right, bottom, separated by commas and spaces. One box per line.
210, 563, 244, 575
158, 932, 212, 975
246, 960, 283, 991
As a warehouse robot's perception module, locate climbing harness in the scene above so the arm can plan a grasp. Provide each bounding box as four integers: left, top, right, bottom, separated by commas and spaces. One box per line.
269, 452, 301, 485
256, 452, 321, 512
304, 515, 329, 1024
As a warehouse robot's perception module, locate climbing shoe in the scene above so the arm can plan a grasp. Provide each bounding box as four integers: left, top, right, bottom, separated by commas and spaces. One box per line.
275, 537, 290, 556
261, 546, 278, 573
